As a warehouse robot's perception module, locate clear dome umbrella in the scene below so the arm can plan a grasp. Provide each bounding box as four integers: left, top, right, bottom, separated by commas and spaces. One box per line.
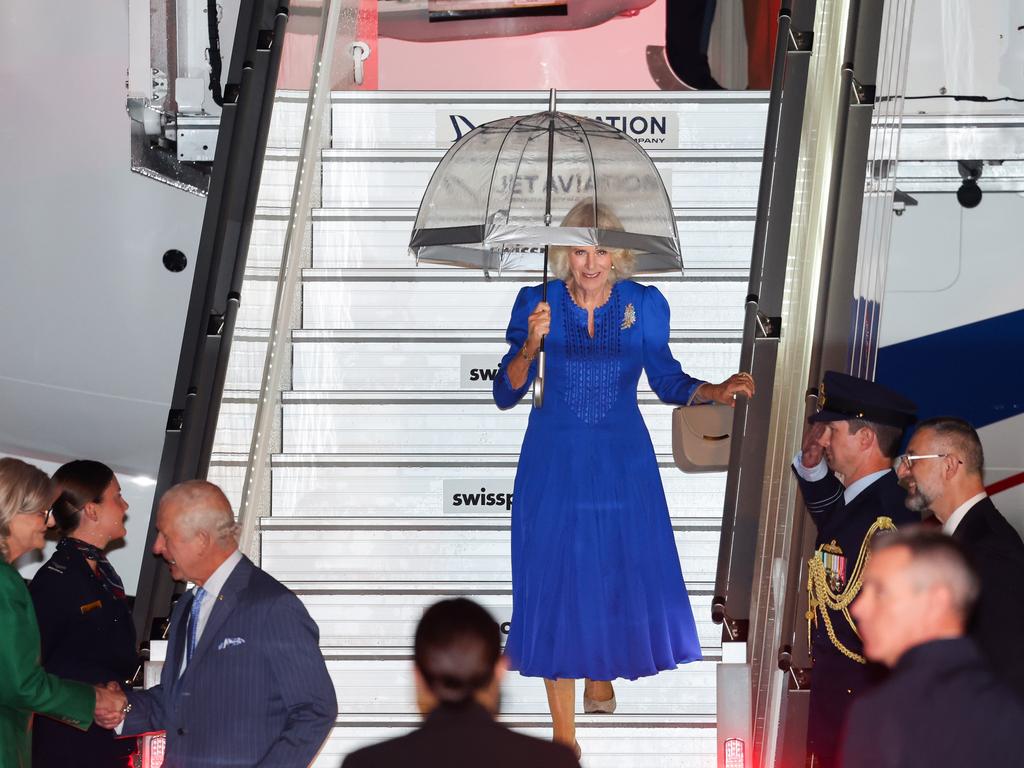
409, 91, 682, 406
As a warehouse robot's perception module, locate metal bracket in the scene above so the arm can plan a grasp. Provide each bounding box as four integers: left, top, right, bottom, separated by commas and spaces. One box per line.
349, 41, 370, 86
176, 116, 220, 162
789, 29, 813, 52
207, 312, 226, 336
893, 188, 918, 216
755, 310, 782, 340
166, 409, 185, 431
853, 79, 876, 105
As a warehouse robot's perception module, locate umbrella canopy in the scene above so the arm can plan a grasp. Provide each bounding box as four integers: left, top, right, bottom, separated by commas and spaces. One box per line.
409, 108, 682, 274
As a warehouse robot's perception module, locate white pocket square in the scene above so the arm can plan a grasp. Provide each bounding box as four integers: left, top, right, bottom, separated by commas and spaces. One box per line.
217, 637, 246, 651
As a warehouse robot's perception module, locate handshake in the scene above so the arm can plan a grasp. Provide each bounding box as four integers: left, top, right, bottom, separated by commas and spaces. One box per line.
93, 681, 129, 729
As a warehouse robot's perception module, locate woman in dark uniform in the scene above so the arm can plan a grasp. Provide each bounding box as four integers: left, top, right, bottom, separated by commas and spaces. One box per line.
30, 460, 138, 767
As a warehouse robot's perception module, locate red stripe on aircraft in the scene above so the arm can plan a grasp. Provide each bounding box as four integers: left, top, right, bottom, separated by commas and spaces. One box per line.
986, 472, 1024, 496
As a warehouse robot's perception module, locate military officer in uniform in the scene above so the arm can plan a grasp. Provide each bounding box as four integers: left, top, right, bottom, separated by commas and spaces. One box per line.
791, 371, 919, 768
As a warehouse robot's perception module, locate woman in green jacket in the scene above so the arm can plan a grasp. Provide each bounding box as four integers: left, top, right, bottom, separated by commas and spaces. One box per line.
0, 457, 116, 767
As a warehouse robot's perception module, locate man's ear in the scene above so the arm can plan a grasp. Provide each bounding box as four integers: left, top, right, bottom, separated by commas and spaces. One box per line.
493, 654, 509, 685
944, 453, 961, 479
413, 667, 438, 716
195, 528, 212, 552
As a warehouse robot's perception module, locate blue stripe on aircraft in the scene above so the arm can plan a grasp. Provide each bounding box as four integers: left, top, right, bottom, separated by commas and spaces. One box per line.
876, 308, 1024, 430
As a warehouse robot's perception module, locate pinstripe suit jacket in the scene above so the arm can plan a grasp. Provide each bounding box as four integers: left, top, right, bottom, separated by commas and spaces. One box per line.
123, 555, 337, 767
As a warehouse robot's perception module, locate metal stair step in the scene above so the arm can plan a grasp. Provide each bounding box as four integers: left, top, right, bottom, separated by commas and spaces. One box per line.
208, 452, 718, 517
271, 461, 723, 519
211, 394, 700, 456
297, 274, 746, 335
281, 588, 720, 655
322, 656, 717, 717
233, 269, 746, 333
306, 209, 754, 272
260, 519, 719, 585
284, 335, 739, 394
252, 147, 761, 210
328, 89, 768, 152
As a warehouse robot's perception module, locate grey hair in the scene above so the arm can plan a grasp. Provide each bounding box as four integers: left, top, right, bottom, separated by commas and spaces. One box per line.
161, 480, 239, 546
0, 458, 56, 562
549, 200, 636, 284
872, 526, 980, 623
914, 417, 984, 476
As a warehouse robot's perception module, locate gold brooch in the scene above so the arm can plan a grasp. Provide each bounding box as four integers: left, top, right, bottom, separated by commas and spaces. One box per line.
620, 303, 636, 330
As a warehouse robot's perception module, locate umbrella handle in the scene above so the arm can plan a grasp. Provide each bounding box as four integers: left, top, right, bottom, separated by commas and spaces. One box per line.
532, 348, 545, 409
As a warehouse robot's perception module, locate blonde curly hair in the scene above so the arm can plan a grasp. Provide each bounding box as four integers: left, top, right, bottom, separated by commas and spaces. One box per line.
549, 200, 636, 284
0, 458, 55, 562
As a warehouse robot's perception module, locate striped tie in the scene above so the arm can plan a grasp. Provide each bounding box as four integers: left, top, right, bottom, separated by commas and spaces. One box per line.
187, 587, 207, 664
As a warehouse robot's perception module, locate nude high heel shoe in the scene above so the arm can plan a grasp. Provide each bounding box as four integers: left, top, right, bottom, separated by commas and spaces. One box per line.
583, 682, 617, 714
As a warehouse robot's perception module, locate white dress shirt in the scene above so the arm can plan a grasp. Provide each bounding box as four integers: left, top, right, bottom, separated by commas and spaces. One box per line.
942, 492, 988, 535
792, 453, 890, 504
180, 548, 243, 675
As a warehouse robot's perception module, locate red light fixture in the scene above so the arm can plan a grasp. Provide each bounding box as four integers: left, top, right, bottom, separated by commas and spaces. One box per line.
723, 737, 745, 768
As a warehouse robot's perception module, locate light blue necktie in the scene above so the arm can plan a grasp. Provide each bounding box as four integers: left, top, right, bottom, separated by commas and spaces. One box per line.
186, 586, 207, 665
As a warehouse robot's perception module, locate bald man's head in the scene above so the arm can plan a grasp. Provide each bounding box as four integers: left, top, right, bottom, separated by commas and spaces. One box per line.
153, 480, 239, 585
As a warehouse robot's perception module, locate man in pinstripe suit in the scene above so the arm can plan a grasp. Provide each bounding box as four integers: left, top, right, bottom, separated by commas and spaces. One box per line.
100, 480, 337, 767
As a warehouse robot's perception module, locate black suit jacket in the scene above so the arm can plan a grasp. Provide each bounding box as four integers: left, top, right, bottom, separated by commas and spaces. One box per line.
29, 541, 138, 766
840, 637, 1024, 767
950, 496, 1024, 699
341, 702, 580, 768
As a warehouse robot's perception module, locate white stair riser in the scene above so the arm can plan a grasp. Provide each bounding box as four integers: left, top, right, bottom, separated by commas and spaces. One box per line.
287, 340, 740, 393
253, 155, 760, 210
296, 592, 720, 652
301, 279, 745, 333
266, 464, 726, 520
233, 275, 744, 333
282, 403, 683, 455
261, 528, 718, 584
326, 659, 717, 715
310, 217, 754, 271
329, 93, 767, 151
224, 338, 739, 392
315, 724, 716, 768
317, 157, 760, 211
211, 401, 697, 455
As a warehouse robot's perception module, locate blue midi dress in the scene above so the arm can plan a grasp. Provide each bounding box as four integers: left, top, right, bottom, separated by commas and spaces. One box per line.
493, 278, 704, 681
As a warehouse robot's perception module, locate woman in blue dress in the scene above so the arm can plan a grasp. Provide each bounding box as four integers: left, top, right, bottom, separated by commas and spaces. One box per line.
493, 202, 754, 756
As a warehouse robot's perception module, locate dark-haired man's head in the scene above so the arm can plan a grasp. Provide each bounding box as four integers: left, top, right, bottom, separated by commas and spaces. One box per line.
896, 417, 986, 522
852, 527, 979, 667
413, 598, 505, 715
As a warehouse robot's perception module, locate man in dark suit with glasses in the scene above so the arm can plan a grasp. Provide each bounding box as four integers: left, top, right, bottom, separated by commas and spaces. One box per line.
897, 416, 1024, 700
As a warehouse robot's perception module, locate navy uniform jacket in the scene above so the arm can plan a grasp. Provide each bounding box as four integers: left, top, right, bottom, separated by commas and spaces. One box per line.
840, 637, 1024, 767
123, 555, 337, 767
794, 467, 917, 768
29, 542, 138, 767
342, 701, 580, 768
950, 496, 1024, 700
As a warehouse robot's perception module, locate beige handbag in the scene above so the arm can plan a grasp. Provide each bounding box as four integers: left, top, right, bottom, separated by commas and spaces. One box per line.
672, 403, 735, 472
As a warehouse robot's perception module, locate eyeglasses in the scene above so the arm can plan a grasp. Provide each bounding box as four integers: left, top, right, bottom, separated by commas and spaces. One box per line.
22, 508, 52, 523
896, 453, 962, 470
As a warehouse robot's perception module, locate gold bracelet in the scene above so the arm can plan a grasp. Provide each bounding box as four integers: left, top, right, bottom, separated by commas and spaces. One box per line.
520, 344, 538, 362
